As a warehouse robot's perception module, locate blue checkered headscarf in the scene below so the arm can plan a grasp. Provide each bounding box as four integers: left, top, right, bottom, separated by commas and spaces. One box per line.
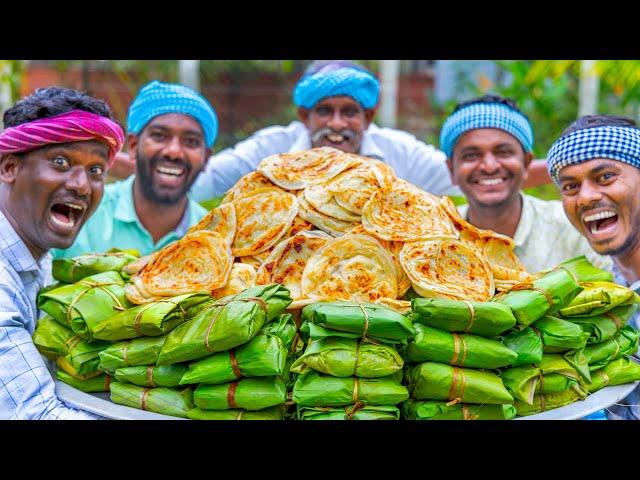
293, 60, 380, 110
127, 80, 218, 148
547, 125, 640, 184
439, 102, 534, 158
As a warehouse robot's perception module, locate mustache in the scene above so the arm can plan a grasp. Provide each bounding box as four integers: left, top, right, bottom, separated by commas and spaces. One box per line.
311, 127, 357, 144
578, 201, 617, 218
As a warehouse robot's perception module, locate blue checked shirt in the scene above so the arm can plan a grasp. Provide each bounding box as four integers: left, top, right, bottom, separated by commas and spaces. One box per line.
0, 210, 97, 419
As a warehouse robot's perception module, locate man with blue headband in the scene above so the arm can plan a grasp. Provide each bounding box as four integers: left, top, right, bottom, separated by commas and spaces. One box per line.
52, 80, 217, 258
443, 94, 610, 273
548, 114, 640, 420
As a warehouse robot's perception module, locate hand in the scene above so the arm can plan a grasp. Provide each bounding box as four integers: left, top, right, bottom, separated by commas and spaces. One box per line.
106, 151, 135, 180
524, 159, 552, 188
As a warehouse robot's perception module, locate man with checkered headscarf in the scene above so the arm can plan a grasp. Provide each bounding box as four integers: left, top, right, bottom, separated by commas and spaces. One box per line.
442, 94, 611, 273
548, 114, 640, 420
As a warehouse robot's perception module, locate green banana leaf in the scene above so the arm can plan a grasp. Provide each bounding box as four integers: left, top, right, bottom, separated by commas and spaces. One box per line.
501, 354, 583, 404
52, 251, 138, 283
500, 327, 543, 366
187, 405, 285, 420
401, 399, 516, 420
556, 256, 614, 283
193, 377, 287, 411
290, 337, 404, 377
407, 362, 513, 404
565, 304, 637, 344
575, 325, 639, 371
56, 370, 113, 393
298, 405, 400, 420
562, 349, 592, 383
292, 370, 408, 407
514, 385, 587, 416
56, 356, 103, 379
411, 298, 516, 337
533, 315, 590, 353
301, 301, 415, 343
262, 313, 304, 357
114, 365, 188, 388
38, 271, 131, 341
405, 324, 517, 369
299, 322, 399, 346
109, 382, 194, 418
587, 357, 640, 393
493, 267, 582, 328
98, 335, 167, 373
179, 334, 287, 385
91, 293, 212, 341
559, 281, 640, 317
156, 284, 291, 365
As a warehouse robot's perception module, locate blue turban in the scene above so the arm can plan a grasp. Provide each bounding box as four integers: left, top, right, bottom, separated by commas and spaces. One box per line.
439, 102, 534, 158
547, 125, 640, 184
127, 80, 218, 148
293, 61, 380, 110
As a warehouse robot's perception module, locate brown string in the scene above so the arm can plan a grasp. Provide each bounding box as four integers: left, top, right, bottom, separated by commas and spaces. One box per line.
104, 375, 111, 391
598, 370, 610, 388
451, 333, 468, 367
604, 311, 623, 330
530, 325, 543, 340
611, 337, 621, 359
539, 393, 546, 412
538, 372, 545, 394
229, 350, 242, 378
140, 388, 150, 411
353, 340, 361, 376
65, 281, 125, 328
497, 283, 555, 309
63, 335, 82, 354
204, 297, 267, 352
462, 404, 479, 420
352, 377, 360, 404
344, 402, 364, 420
357, 304, 370, 340
227, 381, 239, 408
146, 366, 156, 387
555, 265, 580, 285
236, 410, 244, 420
448, 367, 467, 403
462, 301, 476, 333
122, 342, 130, 365
134, 299, 186, 336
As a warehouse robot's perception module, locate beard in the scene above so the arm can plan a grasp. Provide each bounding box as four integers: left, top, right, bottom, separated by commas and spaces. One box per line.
136, 149, 199, 205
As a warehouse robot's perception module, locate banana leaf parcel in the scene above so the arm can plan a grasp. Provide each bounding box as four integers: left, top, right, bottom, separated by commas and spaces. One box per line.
290, 337, 404, 377
56, 356, 102, 380
187, 405, 285, 420
38, 271, 130, 341
301, 301, 415, 343
556, 255, 614, 283
559, 281, 640, 317
411, 298, 516, 337
405, 323, 517, 369
514, 386, 587, 416
56, 370, 112, 393
98, 335, 167, 373
52, 251, 138, 283
91, 293, 212, 341
493, 267, 582, 328
114, 365, 188, 388
532, 315, 591, 353
298, 405, 400, 420
587, 357, 640, 393
401, 399, 516, 420
179, 334, 287, 385
407, 362, 513, 404
262, 313, 304, 357
573, 325, 639, 371
292, 370, 409, 407
156, 284, 291, 365
500, 327, 543, 366
566, 304, 637, 344
110, 382, 194, 418
193, 377, 287, 411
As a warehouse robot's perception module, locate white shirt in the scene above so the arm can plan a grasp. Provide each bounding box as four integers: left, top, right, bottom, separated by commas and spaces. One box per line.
458, 193, 613, 274
191, 121, 461, 201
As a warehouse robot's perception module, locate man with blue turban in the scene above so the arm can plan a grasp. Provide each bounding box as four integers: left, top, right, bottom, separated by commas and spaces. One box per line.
443, 94, 610, 273
52, 80, 218, 258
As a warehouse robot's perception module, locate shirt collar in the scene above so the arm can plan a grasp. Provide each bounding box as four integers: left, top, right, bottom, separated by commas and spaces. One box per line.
0, 209, 45, 273
289, 123, 384, 159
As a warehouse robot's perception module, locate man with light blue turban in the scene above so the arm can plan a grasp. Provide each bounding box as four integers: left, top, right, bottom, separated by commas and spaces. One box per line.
52, 80, 217, 258
444, 94, 610, 273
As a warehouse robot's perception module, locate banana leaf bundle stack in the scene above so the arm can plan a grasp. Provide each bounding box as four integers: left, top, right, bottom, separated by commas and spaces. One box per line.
402, 399, 516, 420
52, 250, 138, 283
586, 357, 640, 393
109, 381, 194, 418
564, 325, 640, 374
56, 370, 113, 393
293, 301, 411, 419
98, 335, 167, 373
187, 405, 285, 420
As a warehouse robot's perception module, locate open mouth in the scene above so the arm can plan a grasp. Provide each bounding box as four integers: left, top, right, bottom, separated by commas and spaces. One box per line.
326, 133, 347, 144
473, 176, 508, 187
49, 202, 84, 230
156, 164, 186, 177
583, 210, 619, 235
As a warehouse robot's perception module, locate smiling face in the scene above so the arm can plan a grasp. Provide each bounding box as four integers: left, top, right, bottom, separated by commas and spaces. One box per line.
0, 140, 108, 255
130, 113, 209, 205
559, 158, 640, 256
447, 128, 532, 209
298, 96, 374, 154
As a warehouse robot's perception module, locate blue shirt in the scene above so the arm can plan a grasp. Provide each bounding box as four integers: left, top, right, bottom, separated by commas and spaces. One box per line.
0, 210, 97, 419
51, 175, 208, 259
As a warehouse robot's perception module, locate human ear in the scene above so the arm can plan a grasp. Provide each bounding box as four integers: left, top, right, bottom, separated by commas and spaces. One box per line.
364, 109, 376, 127
297, 107, 310, 126
446, 157, 457, 185
127, 134, 139, 163
0, 154, 21, 184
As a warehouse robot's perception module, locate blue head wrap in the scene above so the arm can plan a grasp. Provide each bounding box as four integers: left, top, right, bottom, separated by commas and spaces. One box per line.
127, 80, 218, 148
439, 102, 534, 158
293, 60, 380, 110
547, 125, 640, 184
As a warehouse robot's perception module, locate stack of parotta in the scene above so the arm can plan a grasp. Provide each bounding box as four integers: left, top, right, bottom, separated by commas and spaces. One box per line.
123, 147, 533, 312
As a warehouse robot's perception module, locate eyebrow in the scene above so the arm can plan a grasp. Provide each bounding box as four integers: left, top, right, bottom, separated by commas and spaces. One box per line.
148, 124, 204, 137
47, 142, 109, 160
558, 161, 621, 183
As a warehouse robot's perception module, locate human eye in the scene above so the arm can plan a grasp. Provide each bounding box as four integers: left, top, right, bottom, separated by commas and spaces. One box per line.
315, 106, 331, 116
184, 137, 202, 148
561, 182, 578, 194
90, 164, 105, 177
150, 131, 166, 141
342, 107, 358, 117
597, 171, 617, 183
51, 155, 70, 169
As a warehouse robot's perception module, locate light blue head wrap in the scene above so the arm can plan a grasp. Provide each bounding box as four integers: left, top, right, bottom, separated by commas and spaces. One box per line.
293, 60, 380, 110
439, 102, 534, 158
127, 80, 218, 148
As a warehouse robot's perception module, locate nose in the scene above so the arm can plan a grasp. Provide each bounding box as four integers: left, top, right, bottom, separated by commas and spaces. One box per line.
162, 135, 185, 160
327, 110, 348, 131
576, 179, 603, 209
65, 166, 91, 197
479, 152, 500, 174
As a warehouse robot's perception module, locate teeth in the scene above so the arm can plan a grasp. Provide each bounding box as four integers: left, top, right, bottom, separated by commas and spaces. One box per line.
327, 134, 345, 142
584, 210, 616, 223
478, 178, 504, 186
50, 213, 74, 228
64, 203, 84, 211
157, 166, 184, 176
